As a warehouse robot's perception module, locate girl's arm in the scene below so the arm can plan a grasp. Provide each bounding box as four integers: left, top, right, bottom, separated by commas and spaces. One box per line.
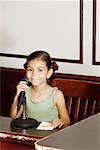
10, 81, 27, 119
10, 94, 23, 119
53, 89, 70, 128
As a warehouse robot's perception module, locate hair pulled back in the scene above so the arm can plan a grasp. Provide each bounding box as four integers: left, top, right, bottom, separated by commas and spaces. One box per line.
24, 50, 58, 72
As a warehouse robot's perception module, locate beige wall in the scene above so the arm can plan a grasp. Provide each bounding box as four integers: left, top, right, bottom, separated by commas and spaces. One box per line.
0, 0, 100, 77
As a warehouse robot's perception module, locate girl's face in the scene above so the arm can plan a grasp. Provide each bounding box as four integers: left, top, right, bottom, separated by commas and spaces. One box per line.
26, 59, 52, 86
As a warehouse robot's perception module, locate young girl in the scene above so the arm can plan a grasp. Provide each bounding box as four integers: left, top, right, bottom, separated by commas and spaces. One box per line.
10, 51, 70, 128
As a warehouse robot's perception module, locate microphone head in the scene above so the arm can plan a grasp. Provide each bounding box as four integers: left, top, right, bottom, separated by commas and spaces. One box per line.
21, 77, 32, 87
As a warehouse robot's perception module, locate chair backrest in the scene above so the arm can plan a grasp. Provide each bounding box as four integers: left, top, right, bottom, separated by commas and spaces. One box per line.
52, 78, 100, 124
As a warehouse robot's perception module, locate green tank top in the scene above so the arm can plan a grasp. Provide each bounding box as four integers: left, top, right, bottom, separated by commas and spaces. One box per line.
25, 87, 59, 122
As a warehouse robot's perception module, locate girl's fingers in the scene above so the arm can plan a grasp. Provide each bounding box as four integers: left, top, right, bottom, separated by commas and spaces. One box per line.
16, 81, 29, 95
52, 119, 64, 128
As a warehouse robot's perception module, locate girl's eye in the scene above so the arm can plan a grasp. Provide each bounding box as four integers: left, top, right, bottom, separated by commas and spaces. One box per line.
27, 68, 32, 72
39, 68, 43, 72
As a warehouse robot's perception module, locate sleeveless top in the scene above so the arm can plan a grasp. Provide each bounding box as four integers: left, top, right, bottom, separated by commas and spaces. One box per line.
25, 87, 59, 122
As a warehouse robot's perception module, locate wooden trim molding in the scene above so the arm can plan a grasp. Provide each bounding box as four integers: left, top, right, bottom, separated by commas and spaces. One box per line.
52, 72, 100, 83
93, 0, 100, 65
0, 0, 83, 64
0, 67, 100, 82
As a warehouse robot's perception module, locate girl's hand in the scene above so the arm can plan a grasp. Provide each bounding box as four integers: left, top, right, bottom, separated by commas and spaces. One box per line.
52, 119, 65, 128
16, 81, 28, 97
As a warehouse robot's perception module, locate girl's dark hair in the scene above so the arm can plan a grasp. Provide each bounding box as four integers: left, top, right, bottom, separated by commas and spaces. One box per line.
24, 50, 58, 72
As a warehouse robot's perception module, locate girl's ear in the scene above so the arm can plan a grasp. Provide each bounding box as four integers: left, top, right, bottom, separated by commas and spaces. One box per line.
46, 68, 53, 79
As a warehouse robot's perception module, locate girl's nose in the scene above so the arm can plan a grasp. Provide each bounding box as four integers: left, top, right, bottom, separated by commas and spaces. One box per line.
32, 71, 37, 77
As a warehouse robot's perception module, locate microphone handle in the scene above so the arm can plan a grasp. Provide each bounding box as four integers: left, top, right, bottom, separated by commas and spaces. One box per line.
22, 97, 26, 120
18, 91, 25, 110
17, 91, 26, 119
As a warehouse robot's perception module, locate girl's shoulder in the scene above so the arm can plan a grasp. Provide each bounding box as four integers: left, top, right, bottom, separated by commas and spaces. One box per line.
54, 88, 65, 104
52, 86, 64, 98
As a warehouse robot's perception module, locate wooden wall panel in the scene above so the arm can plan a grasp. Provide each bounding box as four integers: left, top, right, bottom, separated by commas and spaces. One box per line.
0, 67, 100, 117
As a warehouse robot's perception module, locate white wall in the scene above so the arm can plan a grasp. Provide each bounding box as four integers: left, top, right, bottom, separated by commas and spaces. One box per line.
0, 0, 100, 77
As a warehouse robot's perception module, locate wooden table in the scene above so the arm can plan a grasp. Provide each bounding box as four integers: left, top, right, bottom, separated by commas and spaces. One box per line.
35, 113, 100, 150
0, 116, 60, 149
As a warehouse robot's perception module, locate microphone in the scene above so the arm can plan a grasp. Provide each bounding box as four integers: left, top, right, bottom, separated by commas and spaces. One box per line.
11, 77, 40, 129
18, 77, 32, 111
21, 77, 32, 87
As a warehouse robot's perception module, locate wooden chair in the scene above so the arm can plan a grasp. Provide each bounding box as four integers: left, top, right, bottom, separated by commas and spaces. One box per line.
52, 78, 100, 125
